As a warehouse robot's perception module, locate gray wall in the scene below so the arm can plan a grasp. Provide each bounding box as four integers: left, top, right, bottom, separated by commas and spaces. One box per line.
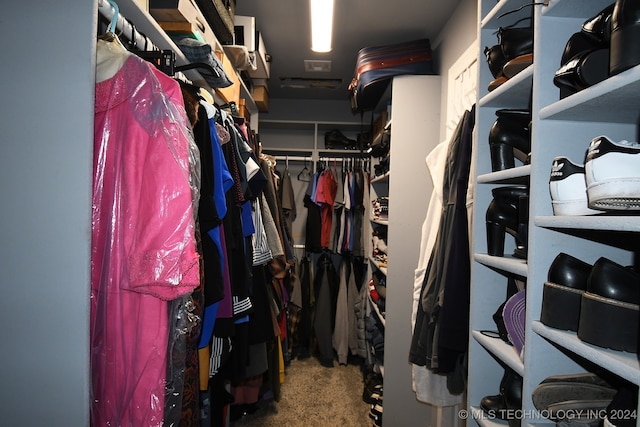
0, 2, 95, 426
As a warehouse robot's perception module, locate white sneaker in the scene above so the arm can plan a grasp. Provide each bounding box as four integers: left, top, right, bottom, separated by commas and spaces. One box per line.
549, 156, 599, 215
585, 135, 640, 210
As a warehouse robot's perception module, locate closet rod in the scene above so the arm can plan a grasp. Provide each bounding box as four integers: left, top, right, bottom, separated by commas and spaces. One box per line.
97, 0, 156, 51
271, 156, 310, 162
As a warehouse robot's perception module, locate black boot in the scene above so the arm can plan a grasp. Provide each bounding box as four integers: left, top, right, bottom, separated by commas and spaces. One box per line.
488, 109, 531, 172
486, 186, 529, 257
480, 368, 509, 419
503, 368, 523, 427
480, 367, 522, 423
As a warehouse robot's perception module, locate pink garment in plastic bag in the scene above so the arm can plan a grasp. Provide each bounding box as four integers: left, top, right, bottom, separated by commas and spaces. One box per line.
91, 42, 200, 427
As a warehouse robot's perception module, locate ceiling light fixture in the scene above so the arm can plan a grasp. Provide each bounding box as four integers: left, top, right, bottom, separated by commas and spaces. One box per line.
310, 0, 334, 53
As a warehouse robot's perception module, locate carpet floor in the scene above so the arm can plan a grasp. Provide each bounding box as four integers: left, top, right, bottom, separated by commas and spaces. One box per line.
230, 357, 374, 427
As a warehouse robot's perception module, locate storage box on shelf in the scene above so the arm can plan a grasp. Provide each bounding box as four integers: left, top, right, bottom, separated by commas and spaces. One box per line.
252, 84, 269, 112
149, 0, 222, 52
470, 0, 640, 425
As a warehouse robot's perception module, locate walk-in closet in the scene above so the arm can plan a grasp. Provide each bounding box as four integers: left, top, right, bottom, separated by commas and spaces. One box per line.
3, 0, 640, 426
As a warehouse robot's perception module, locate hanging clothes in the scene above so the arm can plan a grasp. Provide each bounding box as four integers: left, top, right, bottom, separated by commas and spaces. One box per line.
409, 106, 475, 393
304, 173, 323, 253
92, 40, 200, 427
408, 140, 464, 407
294, 256, 314, 359
315, 167, 338, 249
280, 162, 297, 238
313, 252, 339, 367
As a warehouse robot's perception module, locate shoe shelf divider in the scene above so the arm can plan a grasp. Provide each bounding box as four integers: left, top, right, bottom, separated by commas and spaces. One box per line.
470, 0, 640, 426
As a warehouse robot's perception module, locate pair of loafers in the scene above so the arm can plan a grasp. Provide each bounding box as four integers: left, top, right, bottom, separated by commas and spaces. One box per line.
555, 0, 640, 99
540, 253, 640, 353
554, 4, 613, 98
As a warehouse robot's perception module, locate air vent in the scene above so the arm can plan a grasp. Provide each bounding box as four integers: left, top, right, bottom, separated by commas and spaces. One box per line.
280, 77, 342, 89
304, 60, 332, 73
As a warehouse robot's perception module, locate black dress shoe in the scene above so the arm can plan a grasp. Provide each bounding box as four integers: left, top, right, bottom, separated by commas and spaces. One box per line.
532, 373, 617, 422
582, 3, 615, 44
498, 24, 534, 79
610, 0, 640, 75
554, 5, 614, 98
578, 257, 640, 352
554, 48, 610, 97
485, 44, 508, 79
541, 253, 592, 331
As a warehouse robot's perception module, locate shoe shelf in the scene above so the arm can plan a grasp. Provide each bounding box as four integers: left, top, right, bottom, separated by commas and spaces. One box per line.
543, 0, 617, 19
472, 330, 524, 376
535, 215, 640, 233
469, 0, 640, 425
370, 171, 389, 184
470, 406, 512, 427
478, 65, 534, 108
481, 0, 539, 29
477, 165, 531, 184
532, 321, 640, 386
539, 65, 640, 123
474, 253, 528, 278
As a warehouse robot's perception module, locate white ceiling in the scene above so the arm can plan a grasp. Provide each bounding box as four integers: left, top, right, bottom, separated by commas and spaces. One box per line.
234, 0, 464, 101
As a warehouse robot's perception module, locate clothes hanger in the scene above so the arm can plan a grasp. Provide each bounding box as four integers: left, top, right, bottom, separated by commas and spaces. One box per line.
98, 0, 124, 47
96, 0, 133, 82
297, 157, 311, 182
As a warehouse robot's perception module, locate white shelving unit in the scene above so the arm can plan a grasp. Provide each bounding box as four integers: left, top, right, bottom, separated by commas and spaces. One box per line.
469, 0, 640, 426
257, 119, 364, 159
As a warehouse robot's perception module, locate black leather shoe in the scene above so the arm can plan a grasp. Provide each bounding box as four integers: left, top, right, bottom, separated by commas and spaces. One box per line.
485, 44, 509, 79
480, 367, 521, 421
498, 25, 533, 63
578, 257, 640, 352
532, 373, 617, 421
498, 24, 534, 79
541, 253, 592, 331
554, 48, 610, 98
486, 186, 528, 257
582, 3, 615, 44
488, 109, 531, 172
610, 0, 640, 75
